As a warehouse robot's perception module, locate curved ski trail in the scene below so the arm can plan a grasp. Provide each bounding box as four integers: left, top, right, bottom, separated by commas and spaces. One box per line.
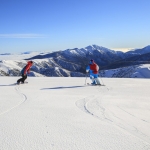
0, 85, 27, 116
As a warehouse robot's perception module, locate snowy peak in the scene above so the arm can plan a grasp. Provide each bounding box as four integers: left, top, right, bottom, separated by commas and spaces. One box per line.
126, 45, 150, 55
142, 45, 150, 53
85, 45, 98, 50
85, 45, 113, 52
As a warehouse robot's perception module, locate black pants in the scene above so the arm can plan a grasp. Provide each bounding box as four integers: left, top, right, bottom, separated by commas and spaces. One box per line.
17, 74, 27, 83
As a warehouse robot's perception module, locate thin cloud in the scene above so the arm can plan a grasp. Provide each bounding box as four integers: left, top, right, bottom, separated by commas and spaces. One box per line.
112, 48, 134, 52
0, 34, 47, 38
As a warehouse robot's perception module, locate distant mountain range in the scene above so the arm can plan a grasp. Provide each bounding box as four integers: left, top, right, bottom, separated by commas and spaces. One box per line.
100, 64, 150, 78
0, 45, 150, 78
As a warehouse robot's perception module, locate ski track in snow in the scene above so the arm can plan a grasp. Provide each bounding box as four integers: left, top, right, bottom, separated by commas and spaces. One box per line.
1, 78, 150, 150
0, 85, 27, 116
76, 85, 112, 122
76, 84, 150, 147
117, 106, 150, 124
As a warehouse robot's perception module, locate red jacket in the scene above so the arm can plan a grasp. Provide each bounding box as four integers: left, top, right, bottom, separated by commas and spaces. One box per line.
21, 61, 33, 74
89, 63, 99, 74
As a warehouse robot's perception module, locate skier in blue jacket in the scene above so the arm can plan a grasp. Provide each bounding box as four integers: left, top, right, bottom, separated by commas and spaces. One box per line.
86, 59, 101, 85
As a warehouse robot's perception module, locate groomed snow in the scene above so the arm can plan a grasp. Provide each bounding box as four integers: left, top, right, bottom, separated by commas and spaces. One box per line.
0, 77, 150, 150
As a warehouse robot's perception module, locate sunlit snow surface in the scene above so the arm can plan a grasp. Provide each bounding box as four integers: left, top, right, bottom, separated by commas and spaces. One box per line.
0, 77, 150, 150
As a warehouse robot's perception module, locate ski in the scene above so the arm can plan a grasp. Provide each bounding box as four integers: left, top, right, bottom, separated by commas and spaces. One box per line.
86, 83, 105, 86
16, 82, 28, 85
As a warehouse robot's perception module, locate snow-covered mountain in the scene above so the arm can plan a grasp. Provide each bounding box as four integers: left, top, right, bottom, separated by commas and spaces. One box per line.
100, 64, 150, 78
28, 45, 125, 66
0, 44, 150, 77
27, 45, 150, 70
125, 45, 150, 56
1, 60, 150, 78
0, 59, 85, 77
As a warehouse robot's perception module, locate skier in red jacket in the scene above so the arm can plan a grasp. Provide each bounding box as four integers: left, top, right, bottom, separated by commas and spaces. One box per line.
86, 59, 101, 85
17, 61, 33, 84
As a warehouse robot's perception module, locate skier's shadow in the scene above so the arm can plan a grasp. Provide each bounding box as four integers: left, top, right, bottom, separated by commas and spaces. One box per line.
0, 83, 16, 86
41, 86, 84, 90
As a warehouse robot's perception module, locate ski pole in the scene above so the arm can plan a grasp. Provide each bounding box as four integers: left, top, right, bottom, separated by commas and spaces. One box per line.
84, 73, 88, 85
99, 73, 105, 85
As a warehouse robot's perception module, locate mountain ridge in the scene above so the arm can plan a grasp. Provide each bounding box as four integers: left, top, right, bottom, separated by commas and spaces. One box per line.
0, 44, 150, 77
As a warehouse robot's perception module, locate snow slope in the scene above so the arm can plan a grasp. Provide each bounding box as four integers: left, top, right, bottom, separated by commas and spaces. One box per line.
0, 77, 150, 150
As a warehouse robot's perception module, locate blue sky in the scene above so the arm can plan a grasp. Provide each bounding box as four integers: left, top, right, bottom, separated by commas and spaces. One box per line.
0, 0, 150, 53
